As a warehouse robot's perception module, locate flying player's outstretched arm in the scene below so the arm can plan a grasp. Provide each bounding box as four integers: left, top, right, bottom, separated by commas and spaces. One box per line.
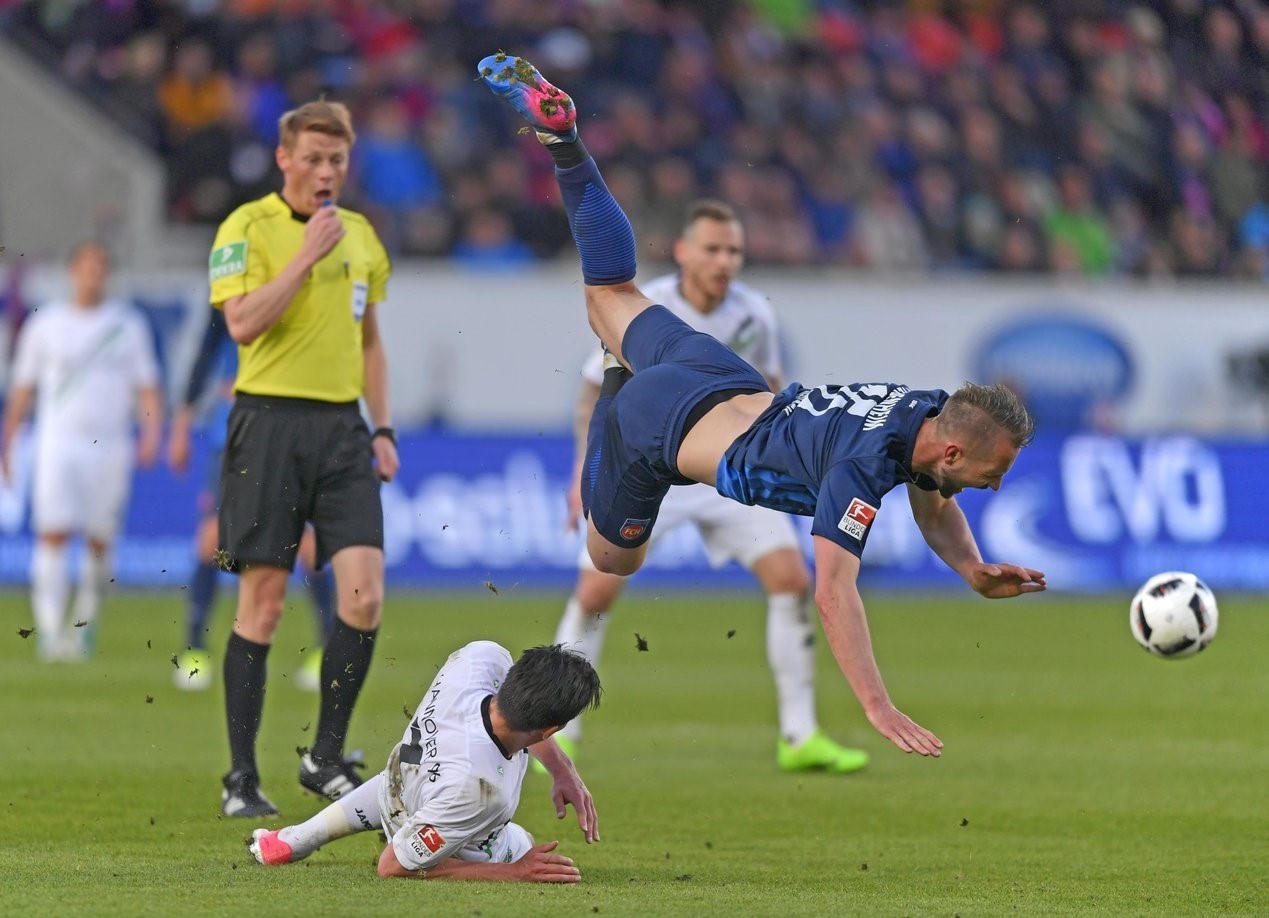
812, 535, 944, 757
906, 485, 1046, 598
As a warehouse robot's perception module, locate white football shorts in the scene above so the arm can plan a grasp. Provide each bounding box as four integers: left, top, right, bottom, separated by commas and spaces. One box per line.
453, 822, 534, 864
580, 483, 800, 571
32, 435, 133, 541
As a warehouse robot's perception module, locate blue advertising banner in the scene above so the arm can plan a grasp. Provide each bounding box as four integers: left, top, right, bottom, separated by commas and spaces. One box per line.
0, 430, 1264, 592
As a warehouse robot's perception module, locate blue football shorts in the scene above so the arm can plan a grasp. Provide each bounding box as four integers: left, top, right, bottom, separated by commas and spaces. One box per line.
583, 305, 767, 547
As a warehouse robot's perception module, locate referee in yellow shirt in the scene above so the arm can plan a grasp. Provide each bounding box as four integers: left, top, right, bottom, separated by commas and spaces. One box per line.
208, 100, 398, 818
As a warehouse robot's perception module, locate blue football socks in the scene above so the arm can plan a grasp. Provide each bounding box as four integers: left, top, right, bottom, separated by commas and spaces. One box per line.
556, 158, 638, 286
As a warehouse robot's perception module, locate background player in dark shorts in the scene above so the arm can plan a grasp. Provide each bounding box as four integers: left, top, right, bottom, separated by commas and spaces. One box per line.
168, 308, 336, 693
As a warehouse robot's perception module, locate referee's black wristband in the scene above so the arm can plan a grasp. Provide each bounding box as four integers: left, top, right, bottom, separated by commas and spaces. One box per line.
371, 426, 397, 446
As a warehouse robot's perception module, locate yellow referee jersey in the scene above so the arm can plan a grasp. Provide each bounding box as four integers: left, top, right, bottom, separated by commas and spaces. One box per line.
208, 192, 391, 402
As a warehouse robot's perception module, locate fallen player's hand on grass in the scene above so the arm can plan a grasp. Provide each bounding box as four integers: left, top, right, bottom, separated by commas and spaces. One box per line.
552, 770, 600, 844
512, 841, 581, 883
866, 703, 943, 757
968, 562, 1047, 599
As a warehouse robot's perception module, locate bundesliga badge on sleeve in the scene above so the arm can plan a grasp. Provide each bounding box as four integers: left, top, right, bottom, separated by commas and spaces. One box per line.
837, 498, 877, 541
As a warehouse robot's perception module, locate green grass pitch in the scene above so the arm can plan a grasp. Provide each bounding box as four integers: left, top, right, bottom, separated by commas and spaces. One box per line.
2, 585, 1266, 917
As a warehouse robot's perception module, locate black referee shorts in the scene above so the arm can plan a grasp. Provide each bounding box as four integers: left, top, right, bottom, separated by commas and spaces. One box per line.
217, 394, 383, 572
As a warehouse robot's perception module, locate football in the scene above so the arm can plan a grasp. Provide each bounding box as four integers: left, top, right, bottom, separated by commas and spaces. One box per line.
1129, 571, 1219, 658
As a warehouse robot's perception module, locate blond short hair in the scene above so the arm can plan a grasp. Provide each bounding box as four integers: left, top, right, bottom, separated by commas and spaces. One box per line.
278, 100, 356, 149
940, 382, 1036, 449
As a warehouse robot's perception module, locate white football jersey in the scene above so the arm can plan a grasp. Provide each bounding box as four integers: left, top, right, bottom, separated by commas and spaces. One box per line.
581, 273, 783, 384
9, 300, 159, 449
379, 641, 529, 872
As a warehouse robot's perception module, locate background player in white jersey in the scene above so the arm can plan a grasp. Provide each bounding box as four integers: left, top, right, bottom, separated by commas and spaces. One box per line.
552, 201, 868, 775
250, 642, 601, 883
1, 242, 162, 661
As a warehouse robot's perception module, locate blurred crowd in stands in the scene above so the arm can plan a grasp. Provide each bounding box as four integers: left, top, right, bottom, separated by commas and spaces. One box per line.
3, 0, 1268, 278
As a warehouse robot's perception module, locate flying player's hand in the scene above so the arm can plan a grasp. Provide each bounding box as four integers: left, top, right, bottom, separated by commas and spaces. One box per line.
510, 841, 581, 883
372, 435, 399, 482
865, 703, 943, 757
551, 770, 599, 844
968, 562, 1046, 599
301, 202, 345, 265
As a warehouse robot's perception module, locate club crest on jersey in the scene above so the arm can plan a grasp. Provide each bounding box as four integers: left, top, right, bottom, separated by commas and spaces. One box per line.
619, 518, 651, 541
417, 825, 445, 854
837, 498, 878, 541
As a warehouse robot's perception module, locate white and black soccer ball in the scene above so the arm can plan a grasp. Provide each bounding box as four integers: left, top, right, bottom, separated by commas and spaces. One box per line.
1129, 571, 1218, 659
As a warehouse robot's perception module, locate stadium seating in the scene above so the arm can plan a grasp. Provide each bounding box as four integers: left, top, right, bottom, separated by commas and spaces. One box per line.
3, 1, 1267, 276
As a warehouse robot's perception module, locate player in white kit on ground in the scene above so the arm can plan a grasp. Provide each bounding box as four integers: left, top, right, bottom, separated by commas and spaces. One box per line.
250, 641, 601, 882
1, 242, 162, 661
551, 202, 868, 774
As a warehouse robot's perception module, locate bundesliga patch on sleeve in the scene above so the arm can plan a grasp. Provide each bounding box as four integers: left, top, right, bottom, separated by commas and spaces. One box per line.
416, 825, 446, 854
209, 241, 247, 282
837, 498, 878, 541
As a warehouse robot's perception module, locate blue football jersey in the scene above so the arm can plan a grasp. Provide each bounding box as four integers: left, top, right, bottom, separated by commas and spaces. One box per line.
716, 382, 949, 556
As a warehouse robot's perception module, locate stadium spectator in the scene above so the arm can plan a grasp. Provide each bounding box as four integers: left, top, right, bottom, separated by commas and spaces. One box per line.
1, 242, 162, 662
231, 32, 290, 144
249, 641, 601, 883
160, 37, 237, 221
105, 31, 168, 149
1170, 208, 1227, 277
354, 98, 444, 254
851, 177, 929, 272
548, 199, 869, 776
1239, 200, 1269, 280
158, 38, 233, 143
1044, 164, 1114, 274
208, 100, 397, 818
450, 208, 536, 271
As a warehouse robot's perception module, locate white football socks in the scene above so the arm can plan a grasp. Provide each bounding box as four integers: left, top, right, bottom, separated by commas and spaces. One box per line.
278, 773, 385, 858
766, 592, 818, 746
72, 547, 112, 630
31, 541, 70, 654
554, 595, 610, 743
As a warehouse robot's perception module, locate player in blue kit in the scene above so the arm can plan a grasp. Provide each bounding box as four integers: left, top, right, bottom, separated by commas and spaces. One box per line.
480, 53, 1047, 759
